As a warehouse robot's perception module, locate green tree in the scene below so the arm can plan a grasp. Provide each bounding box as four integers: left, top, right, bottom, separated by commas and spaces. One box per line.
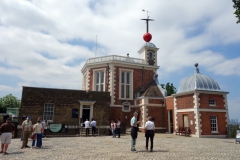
0, 94, 21, 113
161, 82, 177, 96
233, 0, 240, 24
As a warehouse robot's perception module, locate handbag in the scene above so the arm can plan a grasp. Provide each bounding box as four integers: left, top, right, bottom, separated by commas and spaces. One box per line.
31, 133, 36, 140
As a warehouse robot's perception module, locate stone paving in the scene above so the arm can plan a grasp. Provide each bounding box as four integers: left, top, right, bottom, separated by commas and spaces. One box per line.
1, 132, 240, 160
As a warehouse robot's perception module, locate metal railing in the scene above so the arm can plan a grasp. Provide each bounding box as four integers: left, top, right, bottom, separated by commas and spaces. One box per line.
86, 55, 146, 64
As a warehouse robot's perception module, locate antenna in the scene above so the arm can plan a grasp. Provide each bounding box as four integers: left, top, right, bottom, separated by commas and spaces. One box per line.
95, 35, 97, 57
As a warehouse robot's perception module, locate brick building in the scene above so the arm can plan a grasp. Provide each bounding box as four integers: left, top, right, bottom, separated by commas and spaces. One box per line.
18, 22, 229, 137
81, 42, 229, 137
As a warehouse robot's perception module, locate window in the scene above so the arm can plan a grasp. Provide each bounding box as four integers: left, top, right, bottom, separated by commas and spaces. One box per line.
209, 99, 216, 106
43, 104, 54, 121
93, 69, 105, 91
121, 72, 130, 99
149, 52, 153, 60
119, 69, 133, 99
210, 116, 218, 133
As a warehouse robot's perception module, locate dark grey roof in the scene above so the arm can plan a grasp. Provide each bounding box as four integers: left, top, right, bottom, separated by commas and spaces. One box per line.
177, 65, 221, 93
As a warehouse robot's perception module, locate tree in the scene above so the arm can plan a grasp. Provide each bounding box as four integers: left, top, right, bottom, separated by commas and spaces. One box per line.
161, 82, 177, 96
0, 94, 21, 113
233, 0, 240, 24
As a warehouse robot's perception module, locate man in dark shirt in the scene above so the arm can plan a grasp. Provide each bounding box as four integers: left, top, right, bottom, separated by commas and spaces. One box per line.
0, 118, 15, 155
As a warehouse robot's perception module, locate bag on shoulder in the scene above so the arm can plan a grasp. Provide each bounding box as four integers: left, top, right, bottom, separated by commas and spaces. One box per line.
31, 133, 36, 139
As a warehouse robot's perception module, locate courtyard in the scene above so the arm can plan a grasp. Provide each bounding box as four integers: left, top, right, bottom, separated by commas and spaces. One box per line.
1, 132, 240, 160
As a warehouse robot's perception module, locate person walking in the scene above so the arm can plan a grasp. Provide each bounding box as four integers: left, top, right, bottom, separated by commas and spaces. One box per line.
42, 120, 48, 138
145, 116, 155, 152
130, 112, 140, 152
0, 118, 15, 155
84, 119, 90, 137
116, 119, 121, 138
21, 116, 32, 149
33, 120, 43, 148
110, 120, 116, 138
90, 119, 97, 136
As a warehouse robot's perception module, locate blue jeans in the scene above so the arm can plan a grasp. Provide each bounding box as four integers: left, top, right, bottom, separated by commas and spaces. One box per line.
32, 140, 35, 147
36, 133, 42, 147
111, 129, 115, 137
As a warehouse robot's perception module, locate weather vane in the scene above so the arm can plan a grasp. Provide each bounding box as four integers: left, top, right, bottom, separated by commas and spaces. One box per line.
142, 9, 151, 19
141, 9, 154, 42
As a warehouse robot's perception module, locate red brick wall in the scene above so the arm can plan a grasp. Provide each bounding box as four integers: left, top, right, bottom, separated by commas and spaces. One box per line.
166, 96, 174, 110
188, 112, 196, 134
199, 94, 225, 109
176, 112, 196, 134
176, 94, 194, 109
109, 106, 141, 127
137, 99, 142, 105
147, 106, 166, 128
114, 66, 155, 105
149, 99, 162, 104
200, 112, 227, 135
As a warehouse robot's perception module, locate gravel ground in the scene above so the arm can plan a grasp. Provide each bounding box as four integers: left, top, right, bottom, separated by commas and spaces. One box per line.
1, 132, 240, 160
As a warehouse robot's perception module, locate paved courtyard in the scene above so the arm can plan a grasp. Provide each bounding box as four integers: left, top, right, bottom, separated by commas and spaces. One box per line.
1, 132, 240, 160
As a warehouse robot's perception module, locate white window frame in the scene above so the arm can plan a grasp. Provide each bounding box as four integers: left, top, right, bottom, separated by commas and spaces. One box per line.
122, 101, 131, 112
43, 103, 54, 121
209, 99, 216, 106
92, 68, 106, 91
119, 68, 133, 100
210, 116, 218, 133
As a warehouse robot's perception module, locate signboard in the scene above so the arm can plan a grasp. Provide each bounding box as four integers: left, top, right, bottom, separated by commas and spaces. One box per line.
50, 124, 62, 132
50, 124, 68, 133
236, 130, 240, 143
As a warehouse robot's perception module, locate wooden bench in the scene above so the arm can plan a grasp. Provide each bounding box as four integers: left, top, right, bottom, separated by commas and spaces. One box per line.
175, 127, 191, 136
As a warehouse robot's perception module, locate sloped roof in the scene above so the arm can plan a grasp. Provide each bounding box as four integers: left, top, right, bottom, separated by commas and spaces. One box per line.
141, 74, 167, 97
141, 80, 165, 97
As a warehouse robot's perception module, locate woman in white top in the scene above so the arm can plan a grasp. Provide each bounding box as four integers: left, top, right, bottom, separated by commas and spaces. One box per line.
110, 120, 116, 138
33, 120, 43, 148
145, 116, 155, 152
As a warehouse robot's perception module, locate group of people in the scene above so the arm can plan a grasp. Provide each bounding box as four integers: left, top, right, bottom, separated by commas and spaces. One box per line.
83, 118, 97, 137
131, 112, 155, 152
110, 119, 121, 138
1, 113, 154, 155
21, 116, 48, 149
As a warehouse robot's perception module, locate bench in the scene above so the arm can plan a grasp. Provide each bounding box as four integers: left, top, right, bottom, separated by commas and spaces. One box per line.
175, 127, 191, 136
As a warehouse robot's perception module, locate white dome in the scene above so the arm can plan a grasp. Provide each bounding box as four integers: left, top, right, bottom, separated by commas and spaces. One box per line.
177, 65, 221, 93
142, 42, 156, 48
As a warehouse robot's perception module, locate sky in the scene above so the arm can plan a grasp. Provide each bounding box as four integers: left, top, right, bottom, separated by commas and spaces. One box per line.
0, 0, 239, 120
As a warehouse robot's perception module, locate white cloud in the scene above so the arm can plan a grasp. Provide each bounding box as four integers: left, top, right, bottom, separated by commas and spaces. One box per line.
0, 0, 239, 102
228, 97, 240, 119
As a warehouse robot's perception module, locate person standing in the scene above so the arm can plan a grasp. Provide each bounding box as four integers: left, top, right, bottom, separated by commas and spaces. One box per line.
84, 119, 90, 137
116, 119, 121, 138
145, 116, 155, 152
21, 116, 32, 149
130, 112, 140, 152
0, 118, 15, 155
90, 119, 97, 136
42, 120, 48, 138
110, 120, 116, 138
33, 120, 43, 148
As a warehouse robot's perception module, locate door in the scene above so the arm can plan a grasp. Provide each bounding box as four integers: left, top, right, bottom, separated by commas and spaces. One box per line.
183, 114, 189, 128
82, 105, 90, 127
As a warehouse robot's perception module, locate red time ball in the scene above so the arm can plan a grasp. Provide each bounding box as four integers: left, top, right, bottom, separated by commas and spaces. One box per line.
143, 33, 152, 42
